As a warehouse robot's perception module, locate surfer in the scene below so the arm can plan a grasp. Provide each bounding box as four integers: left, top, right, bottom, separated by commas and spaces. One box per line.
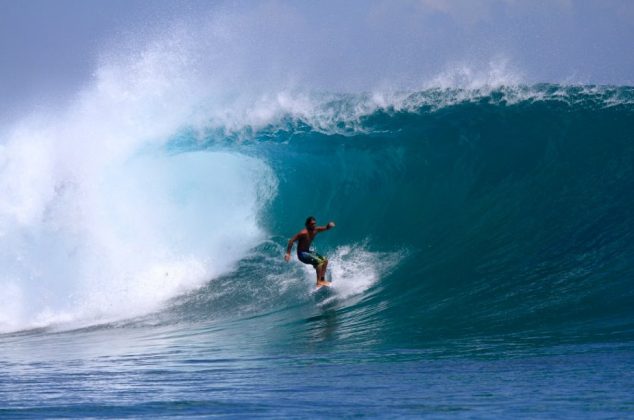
285, 216, 336, 287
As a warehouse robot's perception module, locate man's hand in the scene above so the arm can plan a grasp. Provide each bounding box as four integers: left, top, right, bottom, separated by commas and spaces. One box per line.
284, 252, 291, 262
327, 222, 336, 229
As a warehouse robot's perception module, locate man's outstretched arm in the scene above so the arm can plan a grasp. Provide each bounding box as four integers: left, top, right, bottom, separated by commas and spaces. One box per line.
316, 221, 336, 232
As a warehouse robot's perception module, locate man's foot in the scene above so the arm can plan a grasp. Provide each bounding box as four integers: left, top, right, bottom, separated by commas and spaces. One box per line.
316, 280, 332, 288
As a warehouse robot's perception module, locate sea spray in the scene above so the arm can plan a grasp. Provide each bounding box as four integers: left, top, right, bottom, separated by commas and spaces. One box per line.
0, 32, 279, 333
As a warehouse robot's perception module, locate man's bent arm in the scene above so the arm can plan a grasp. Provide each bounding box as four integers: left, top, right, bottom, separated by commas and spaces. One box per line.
285, 233, 299, 261
286, 237, 296, 254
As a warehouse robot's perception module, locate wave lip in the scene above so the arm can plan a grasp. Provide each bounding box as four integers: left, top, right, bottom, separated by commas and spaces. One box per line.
183, 85, 634, 145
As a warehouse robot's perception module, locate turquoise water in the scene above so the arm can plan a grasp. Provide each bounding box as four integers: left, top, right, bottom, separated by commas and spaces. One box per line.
1, 85, 634, 417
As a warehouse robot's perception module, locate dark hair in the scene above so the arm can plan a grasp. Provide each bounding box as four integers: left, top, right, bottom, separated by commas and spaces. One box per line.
305, 216, 316, 227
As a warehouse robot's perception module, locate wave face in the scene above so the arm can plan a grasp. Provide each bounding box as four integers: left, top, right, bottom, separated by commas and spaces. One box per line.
200, 85, 634, 350
2, 85, 634, 351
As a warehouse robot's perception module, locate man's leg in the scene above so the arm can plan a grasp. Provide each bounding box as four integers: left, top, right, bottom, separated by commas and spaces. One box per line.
316, 259, 330, 286
321, 259, 328, 280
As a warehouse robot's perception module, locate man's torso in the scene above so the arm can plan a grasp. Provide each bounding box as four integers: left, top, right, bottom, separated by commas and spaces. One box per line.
297, 229, 317, 253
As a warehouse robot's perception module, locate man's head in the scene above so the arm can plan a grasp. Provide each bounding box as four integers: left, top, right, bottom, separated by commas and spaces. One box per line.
305, 216, 317, 231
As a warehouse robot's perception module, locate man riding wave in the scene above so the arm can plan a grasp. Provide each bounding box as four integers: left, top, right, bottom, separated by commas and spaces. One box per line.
285, 216, 336, 287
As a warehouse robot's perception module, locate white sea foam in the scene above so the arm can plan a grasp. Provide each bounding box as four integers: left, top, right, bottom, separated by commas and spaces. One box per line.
301, 243, 403, 305
0, 30, 278, 333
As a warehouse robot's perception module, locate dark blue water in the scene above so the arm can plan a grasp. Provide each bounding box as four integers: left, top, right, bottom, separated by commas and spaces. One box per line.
2, 85, 634, 417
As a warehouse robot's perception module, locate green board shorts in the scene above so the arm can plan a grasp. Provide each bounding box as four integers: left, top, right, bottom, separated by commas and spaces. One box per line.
298, 251, 327, 268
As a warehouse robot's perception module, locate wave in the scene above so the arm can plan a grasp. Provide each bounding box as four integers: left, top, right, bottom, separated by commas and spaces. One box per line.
159, 85, 634, 348
201, 85, 633, 346
1, 34, 633, 345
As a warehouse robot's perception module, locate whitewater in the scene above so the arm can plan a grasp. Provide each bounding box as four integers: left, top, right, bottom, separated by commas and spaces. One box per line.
1, 21, 634, 418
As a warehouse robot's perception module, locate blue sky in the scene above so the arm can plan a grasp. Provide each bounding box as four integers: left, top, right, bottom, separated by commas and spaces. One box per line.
1, 0, 633, 120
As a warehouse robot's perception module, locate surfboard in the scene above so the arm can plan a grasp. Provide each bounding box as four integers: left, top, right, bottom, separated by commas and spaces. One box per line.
313, 274, 334, 299
311, 271, 334, 300
313, 284, 334, 300
315, 274, 333, 290
315, 281, 332, 290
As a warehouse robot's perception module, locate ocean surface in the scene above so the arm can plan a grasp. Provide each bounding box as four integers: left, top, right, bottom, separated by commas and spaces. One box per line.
1, 84, 634, 417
